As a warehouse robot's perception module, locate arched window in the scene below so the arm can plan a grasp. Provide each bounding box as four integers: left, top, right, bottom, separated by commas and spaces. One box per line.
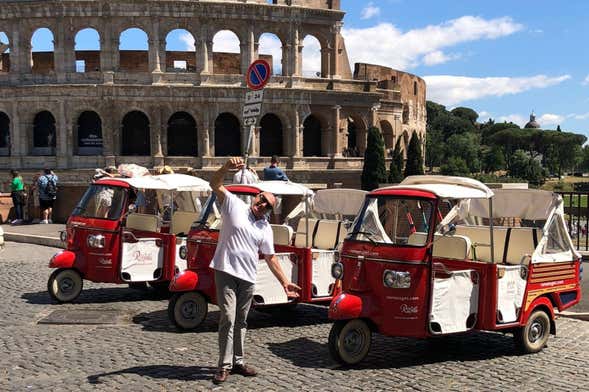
214, 113, 240, 156
259, 33, 282, 76
122, 111, 150, 156
167, 112, 197, 156
212, 30, 240, 74
75, 28, 101, 73
33, 111, 56, 155
31, 28, 55, 73
347, 119, 357, 153
302, 35, 321, 78
119, 28, 148, 72
0, 112, 9, 156
77, 111, 102, 155
260, 113, 283, 156
165, 29, 196, 72
380, 120, 394, 149
303, 115, 322, 157
0, 32, 10, 73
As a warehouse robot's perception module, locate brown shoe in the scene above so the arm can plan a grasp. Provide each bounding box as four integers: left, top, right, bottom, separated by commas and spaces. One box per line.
213, 368, 230, 384
231, 363, 257, 377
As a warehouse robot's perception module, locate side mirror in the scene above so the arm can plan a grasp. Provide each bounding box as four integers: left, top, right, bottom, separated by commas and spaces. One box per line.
127, 203, 137, 214
439, 223, 456, 236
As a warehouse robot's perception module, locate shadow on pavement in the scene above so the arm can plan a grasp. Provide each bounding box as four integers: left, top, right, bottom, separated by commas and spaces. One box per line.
87, 365, 216, 384
269, 332, 522, 370
21, 286, 171, 305
132, 303, 331, 334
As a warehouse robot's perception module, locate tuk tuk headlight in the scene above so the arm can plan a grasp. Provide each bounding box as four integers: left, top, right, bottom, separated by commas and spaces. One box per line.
383, 270, 411, 289
59, 230, 67, 243
331, 262, 344, 279
179, 245, 187, 260
87, 234, 105, 249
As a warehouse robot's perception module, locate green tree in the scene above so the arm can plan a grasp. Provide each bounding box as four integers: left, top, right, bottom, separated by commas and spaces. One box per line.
388, 137, 404, 183
361, 126, 387, 190
404, 132, 424, 177
446, 133, 481, 173
509, 150, 547, 186
426, 101, 447, 127
425, 128, 444, 171
440, 157, 470, 176
450, 107, 479, 125
481, 146, 505, 173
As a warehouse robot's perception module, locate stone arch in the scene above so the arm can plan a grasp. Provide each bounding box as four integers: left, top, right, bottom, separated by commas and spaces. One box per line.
345, 113, 368, 156
212, 29, 241, 75
76, 111, 103, 156
0, 111, 9, 156
380, 120, 394, 149
122, 111, 150, 156
32, 110, 56, 155
31, 27, 55, 73
214, 112, 241, 156
0, 31, 9, 73
165, 29, 196, 72
74, 28, 101, 73
167, 111, 198, 156
260, 113, 283, 156
302, 34, 321, 78
258, 32, 283, 76
303, 114, 324, 157
119, 27, 149, 72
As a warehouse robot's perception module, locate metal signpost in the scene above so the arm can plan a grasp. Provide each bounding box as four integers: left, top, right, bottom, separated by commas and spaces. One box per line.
241, 59, 271, 182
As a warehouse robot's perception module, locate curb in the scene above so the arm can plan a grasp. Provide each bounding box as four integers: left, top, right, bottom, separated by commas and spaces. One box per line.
556, 311, 589, 322
4, 233, 64, 249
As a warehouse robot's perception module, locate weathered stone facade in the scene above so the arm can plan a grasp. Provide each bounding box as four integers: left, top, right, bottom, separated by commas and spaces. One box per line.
0, 0, 426, 187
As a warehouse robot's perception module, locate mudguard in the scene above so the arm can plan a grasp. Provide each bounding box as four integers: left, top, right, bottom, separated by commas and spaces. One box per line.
329, 293, 363, 320
169, 270, 199, 292
49, 251, 76, 269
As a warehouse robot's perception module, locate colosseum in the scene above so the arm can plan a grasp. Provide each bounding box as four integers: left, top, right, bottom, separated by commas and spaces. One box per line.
0, 0, 426, 195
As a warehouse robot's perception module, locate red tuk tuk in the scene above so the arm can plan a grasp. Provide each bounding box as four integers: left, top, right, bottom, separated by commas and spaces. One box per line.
168, 182, 366, 330
328, 176, 582, 365
47, 174, 211, 302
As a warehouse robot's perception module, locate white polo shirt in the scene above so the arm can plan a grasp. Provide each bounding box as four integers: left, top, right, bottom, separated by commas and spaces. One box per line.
210, 191, 275, 283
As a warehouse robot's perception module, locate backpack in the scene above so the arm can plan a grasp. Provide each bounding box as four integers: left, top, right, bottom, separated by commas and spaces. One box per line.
45, 176, 57, 198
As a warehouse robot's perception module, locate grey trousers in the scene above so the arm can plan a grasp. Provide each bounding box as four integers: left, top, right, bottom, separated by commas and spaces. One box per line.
215, 270, 255, 369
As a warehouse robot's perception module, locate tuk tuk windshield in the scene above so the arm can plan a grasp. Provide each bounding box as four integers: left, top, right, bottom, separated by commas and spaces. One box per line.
350, 196, 435, 246
72, 184, 127, 220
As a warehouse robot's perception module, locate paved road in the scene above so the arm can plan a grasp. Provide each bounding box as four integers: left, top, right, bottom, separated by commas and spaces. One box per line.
1, 242, 588, 391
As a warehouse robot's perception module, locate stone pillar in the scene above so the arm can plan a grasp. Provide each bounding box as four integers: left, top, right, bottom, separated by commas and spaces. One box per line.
240, 27, 255, 74
293, 108, 302, 157
10, 27, 25, 74
332, 105, 341, 157
199, 110, 210, 157
102, 102, 115, 158
152, 108, 164, 166
206, 40, 214, 75
320, 45, 331, 78
195, 37, 208, 75
100, 27, 112, 71
56, 101, 69, 168
293, 28, 302, 77
10, 103, 22, 159
208, 110, 215, 156
330, 25, 342, 79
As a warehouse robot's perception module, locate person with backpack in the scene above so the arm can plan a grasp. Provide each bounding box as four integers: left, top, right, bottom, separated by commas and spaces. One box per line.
37, 168, 58, 224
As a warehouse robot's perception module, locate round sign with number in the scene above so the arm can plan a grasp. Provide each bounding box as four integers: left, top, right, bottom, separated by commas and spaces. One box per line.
246, 59, 271, 90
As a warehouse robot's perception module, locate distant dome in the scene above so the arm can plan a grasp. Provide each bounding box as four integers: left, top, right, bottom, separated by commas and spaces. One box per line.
524, 112, 541, 129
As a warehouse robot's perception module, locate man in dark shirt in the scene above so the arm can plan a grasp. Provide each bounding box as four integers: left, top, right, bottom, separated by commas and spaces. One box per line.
263, 155, 288, 181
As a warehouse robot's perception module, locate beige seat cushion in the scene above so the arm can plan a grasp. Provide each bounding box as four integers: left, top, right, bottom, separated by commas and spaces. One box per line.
504, 228, 540, 265
294, 218, 319, 248
432, 234, 472, 260
271, 224, 294, 246
126, 213, 160, 233
171, 211, 199, 236
313, 220, 342, 250
455, 226, 507, 263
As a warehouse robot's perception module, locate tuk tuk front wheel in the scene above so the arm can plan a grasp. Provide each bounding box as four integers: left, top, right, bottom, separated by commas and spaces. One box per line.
514, 309, 551, 353
47, 268, 83, 303
168, 291, 208, 330
328, 319, 372, 365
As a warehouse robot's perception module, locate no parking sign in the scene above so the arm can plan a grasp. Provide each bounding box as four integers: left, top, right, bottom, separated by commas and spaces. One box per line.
246, 59, 271, 90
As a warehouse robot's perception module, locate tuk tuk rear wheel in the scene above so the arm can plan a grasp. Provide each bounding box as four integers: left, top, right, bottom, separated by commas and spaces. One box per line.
47, 268, 83, 303
514, 309, 551, 353
168, 291, 208, 330
328, 319, 372, 365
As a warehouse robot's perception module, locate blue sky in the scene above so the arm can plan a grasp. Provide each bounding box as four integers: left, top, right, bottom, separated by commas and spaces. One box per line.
3, 0, 589, 136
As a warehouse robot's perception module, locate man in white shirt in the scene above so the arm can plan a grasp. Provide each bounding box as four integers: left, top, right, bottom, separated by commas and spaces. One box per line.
210, 157, 301, 384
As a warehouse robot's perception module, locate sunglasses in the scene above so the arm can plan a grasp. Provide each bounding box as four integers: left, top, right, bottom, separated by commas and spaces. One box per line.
257, 193, 273, 211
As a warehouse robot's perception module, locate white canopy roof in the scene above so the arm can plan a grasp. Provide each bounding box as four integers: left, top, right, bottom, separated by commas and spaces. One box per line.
461, 189, 561, 220
254, 181, 314, 196
313, 188, 367, 215
379, 175, 494, 199
113, 174, 211, 192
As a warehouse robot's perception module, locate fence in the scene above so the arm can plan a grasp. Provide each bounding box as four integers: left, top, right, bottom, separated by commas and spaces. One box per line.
558, 192, 589, 251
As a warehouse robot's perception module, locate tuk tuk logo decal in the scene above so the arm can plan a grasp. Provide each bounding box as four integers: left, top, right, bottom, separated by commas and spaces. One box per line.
400, 304, 418, 314
132, 251, 154, 265
98, 258, 112, 265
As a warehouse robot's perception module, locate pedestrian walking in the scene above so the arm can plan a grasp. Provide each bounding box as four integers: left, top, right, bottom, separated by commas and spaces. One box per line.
9, 169, 26, 225
37, 168, 58, 224
209, 157, 300, 384
262, 155, 288, 181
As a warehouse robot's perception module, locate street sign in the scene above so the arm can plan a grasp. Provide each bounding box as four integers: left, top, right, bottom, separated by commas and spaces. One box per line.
245, 90, 264, 104
246, 59, 271, 90
244, 117, 256, 126
243, 103, 262, 118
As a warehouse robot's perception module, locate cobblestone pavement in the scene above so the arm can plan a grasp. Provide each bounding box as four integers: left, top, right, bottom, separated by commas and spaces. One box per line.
1, 242, 588, 392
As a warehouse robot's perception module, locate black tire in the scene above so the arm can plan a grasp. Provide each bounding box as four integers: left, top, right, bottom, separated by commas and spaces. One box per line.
328, 319, 372, 365
128, 282, 149, 290
47, 268, 83, 303
168, 291, 208, 330
514, 309, 551, 353
148, 280, 170, 293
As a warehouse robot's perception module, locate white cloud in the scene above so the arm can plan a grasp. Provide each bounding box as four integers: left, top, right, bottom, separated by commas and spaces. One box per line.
361, 3, 380, 20
582, 75, 589, 85
573, 112, 589, 120
259, 33, 283, 75
497, 114, 527, 127
538, 113, 564, 126
342, 16, 523, 70
423, 50, 459, 66
424, 74, 571, 106
179, 32, 195, 51
212, 30, 240, 53
302, 35, 322, 77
